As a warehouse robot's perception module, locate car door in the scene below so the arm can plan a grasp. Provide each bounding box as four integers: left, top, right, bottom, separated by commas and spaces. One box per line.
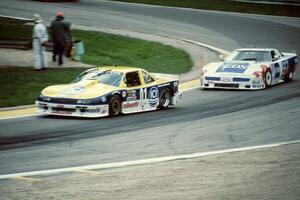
121, 71, 143, 113
270, 50, 283, 84
140, 70, 160, 110
122, 70, 157, 113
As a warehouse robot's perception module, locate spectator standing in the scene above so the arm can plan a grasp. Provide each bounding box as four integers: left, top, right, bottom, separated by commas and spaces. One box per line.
32, 14, 48, 70
50, 12, 71, 66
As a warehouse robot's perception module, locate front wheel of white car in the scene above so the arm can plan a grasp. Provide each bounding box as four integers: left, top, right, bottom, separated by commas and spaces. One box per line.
264, 70, 272, 88
284, 70, 294, 82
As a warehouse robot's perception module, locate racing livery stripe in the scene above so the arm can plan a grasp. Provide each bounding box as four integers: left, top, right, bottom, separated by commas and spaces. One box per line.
216, 63, 249, 73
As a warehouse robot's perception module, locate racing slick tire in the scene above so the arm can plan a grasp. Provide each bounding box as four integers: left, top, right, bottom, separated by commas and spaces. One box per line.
284, 70, 294, 82
109, 95, 121, 116
159, 88, 171, 109
264, 69, 272, 88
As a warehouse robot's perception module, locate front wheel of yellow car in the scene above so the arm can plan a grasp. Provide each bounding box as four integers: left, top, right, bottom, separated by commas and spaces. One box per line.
109, 95, 121, 116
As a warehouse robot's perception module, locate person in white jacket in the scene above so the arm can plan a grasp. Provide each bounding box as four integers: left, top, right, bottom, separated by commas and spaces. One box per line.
32, 14, 48, 70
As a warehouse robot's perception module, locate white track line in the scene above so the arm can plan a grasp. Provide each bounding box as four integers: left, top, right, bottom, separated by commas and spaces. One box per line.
1, 140, 299, 180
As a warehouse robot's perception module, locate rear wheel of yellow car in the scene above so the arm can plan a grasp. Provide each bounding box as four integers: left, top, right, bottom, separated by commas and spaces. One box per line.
109, 95, 121, 116
159, 88, 171, 109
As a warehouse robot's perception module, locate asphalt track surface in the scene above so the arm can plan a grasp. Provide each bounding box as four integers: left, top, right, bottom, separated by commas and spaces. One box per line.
0, 0, 300, 175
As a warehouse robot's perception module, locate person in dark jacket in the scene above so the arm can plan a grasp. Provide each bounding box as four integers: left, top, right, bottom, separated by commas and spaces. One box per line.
50, 12, 71, 65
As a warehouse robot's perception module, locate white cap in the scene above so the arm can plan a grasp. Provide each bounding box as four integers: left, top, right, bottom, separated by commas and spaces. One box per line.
33, 14, 43, 23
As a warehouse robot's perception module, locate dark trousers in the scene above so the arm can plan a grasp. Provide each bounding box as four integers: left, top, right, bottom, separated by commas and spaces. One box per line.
52, 44, 65, 65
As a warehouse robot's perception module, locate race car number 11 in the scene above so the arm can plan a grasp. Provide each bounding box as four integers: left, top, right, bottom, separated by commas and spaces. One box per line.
140, 88, 147, 100
139, 87, 159, 100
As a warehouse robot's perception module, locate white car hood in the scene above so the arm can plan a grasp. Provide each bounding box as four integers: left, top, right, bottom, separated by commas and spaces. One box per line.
204, 61, 263, 77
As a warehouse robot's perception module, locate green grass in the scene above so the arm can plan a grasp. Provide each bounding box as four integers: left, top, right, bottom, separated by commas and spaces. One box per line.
111, 0, 300, 17
0, 18, 192, 107
0, 67, 86, 107
72, 30, 192, 74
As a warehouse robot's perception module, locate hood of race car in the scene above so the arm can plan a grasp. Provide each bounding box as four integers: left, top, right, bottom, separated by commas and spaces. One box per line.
203, 61, 262, 77
41, 80, 117, 99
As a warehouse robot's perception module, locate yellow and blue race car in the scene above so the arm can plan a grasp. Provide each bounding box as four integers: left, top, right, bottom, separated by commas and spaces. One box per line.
36, 66, 182, 118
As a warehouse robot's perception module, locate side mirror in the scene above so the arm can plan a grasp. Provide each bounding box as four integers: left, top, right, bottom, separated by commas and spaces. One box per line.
219, 54, 225, 61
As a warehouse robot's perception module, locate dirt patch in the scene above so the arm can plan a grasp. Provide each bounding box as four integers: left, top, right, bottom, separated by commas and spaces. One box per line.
0, 48, 94, 68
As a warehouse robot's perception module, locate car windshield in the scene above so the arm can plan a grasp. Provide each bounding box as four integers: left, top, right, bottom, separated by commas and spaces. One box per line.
230, 50, 271, 62
73, 69, 123, 87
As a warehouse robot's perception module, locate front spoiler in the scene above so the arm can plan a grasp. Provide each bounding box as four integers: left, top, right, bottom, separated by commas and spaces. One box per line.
200, 77, 265, 90
35, 101, 109, 118
171, 92, 183, 105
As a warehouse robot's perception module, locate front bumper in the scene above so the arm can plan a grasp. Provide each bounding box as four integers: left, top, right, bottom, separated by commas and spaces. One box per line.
171, 92, 183, 105
35, 101, 109, 118
200, 76, 265, 90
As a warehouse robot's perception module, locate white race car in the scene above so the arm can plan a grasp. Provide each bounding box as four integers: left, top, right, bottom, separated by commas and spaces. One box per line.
200, 48, 298, 90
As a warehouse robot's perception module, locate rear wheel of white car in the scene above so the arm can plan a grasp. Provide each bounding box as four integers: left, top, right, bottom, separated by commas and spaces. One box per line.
264, 70, 272, 88
284, 70, 294, 82
109, 95, 121, 116
159, 88, 171, 109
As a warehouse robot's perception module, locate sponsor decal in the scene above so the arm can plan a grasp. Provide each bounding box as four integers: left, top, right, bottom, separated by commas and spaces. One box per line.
128, 90, 136, 94
127, 96, 137, 101
274, 63, 280, 78
148, 87, 159, 107
221, 77, 231, 82
123, 102, 139, 109
122, 91, 127, 98
51, 111, 72, 115
252, 80, 261, 85
101, 96, 107, 103
216, 63, 249, 73
127, 89, 137, 101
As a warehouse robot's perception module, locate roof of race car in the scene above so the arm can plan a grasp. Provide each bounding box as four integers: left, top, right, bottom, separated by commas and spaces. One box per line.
93, 66, 145, 73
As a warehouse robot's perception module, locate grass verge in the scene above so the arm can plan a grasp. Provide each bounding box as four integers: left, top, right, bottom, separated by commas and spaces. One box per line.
72, 30, 192, 74
0, 67, 86, 107
111, 0, 300, 17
